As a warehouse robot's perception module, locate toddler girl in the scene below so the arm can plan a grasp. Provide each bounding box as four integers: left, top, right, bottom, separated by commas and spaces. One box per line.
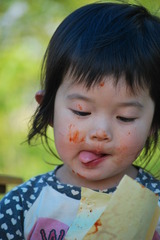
1, 2, 160, 239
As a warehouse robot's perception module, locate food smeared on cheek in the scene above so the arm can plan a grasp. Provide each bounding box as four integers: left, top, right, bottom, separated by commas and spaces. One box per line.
71, 130, 79, 143
68, 124, 79, 143
68, 124, 85, 143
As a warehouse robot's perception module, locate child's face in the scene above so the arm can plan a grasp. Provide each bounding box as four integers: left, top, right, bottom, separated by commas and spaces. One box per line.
53, 74, 155, 186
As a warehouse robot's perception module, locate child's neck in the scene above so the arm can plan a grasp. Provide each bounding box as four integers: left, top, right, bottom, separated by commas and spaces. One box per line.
55, 164, 138, 191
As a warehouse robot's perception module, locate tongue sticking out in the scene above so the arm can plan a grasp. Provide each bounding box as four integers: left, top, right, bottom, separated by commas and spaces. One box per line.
79, 151, 104, 164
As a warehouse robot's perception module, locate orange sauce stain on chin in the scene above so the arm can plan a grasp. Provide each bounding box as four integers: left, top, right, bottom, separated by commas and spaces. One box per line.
77, 173, 86, 179
72, 169, 86, 179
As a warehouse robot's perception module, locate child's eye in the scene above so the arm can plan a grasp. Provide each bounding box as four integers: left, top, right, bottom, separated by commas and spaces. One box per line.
72, 110, 91, 116
117, 116, 136, 122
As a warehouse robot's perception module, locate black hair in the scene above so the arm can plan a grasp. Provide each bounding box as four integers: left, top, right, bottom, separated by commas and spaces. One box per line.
28, 2, 160, 157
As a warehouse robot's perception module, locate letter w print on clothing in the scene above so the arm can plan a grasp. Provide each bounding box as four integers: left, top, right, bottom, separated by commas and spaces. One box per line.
40, 229, 65, 240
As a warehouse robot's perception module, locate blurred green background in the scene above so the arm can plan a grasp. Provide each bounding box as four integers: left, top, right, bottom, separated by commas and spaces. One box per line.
0, 0, 160, 191
0, 0, 95, 184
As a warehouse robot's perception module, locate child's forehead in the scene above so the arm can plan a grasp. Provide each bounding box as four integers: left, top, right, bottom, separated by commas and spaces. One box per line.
62, 72, 149, 97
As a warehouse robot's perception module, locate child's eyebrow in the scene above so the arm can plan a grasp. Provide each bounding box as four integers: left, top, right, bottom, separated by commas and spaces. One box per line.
66, 93, 93, 102
118, 101, 144, 109
66, 94, 144, 108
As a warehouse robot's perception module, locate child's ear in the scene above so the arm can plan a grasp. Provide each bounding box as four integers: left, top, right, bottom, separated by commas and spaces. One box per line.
35, 90, 44, 105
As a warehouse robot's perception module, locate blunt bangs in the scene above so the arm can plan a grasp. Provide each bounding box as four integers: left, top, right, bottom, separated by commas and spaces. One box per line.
45, 2, 160, 93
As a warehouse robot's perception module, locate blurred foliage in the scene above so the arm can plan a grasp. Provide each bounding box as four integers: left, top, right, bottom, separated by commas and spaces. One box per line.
0, 0, 160, 188
0, 0, 93, 183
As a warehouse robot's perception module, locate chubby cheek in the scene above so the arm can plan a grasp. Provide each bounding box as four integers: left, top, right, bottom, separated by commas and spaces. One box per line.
54, 122, 86, 160
114, 130, 146, 165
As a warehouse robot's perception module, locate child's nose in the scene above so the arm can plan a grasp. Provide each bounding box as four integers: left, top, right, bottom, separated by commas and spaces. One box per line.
89, 128, 112, 142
